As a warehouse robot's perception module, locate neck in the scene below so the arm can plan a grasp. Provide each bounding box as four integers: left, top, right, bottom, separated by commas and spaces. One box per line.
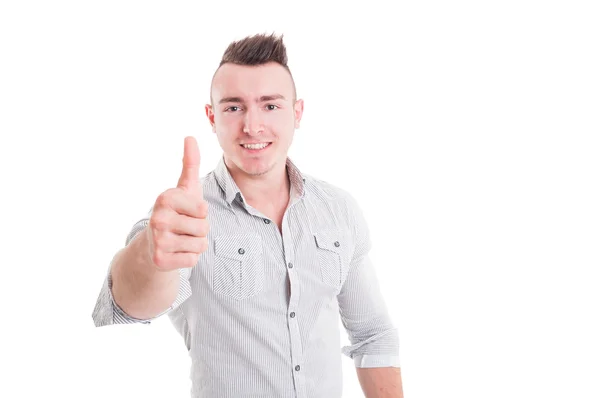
226, 158, 290, 206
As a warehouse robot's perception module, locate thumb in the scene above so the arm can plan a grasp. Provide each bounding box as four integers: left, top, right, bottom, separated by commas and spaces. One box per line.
177, 136, 201, 192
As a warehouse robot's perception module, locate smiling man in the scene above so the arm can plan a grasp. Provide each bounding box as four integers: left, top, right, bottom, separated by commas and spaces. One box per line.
93, 33, 403, 398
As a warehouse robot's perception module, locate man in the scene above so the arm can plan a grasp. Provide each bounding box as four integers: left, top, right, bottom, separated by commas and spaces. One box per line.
93, 33, 403, 398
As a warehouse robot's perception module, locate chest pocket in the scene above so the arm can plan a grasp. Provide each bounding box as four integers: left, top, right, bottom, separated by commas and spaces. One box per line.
314, 229, 353, 290
213, 234, 264, 300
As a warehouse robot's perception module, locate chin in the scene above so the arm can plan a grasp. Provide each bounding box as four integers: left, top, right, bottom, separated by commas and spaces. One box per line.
239, 158, 277, 176
243, 162, 273, 176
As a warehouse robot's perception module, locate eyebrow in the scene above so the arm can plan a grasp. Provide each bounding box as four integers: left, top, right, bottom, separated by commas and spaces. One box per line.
218, 94, 286, 105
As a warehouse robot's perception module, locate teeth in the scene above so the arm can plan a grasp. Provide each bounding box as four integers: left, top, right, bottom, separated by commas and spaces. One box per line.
243, 143, 269, 150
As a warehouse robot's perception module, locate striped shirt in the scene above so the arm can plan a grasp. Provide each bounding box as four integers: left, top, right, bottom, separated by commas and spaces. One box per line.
92, 156, 400, 398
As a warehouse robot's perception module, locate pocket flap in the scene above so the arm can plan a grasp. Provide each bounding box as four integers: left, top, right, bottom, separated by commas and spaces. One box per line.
214, 234, 262, 261
313, 230, 346, 253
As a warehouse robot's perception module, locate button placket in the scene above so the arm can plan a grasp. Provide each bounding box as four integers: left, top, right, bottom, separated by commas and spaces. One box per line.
281, 211, 306, 396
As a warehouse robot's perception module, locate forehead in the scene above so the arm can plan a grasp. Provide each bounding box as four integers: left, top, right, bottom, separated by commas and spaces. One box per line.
211, 62, 294, 102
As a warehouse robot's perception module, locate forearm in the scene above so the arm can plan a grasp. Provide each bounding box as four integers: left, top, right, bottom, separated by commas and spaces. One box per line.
356, 367, 404, 398
110, 227, 180, 319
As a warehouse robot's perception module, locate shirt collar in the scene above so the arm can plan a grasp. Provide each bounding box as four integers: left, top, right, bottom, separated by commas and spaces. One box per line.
214, 156, 306, 205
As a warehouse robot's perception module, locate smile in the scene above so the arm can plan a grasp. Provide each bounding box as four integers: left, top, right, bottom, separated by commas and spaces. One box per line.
241, 142, 271, 150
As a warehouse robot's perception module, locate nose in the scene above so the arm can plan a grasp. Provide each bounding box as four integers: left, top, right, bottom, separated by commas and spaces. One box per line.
243, 107, 264, 135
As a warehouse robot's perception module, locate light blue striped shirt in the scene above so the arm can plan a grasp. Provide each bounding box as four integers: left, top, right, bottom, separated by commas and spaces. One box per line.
92, 156, 400, 397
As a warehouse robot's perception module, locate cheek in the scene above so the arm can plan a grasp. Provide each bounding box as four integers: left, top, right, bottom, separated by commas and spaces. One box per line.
215, 116, 241, 136
271, 111, 296, 130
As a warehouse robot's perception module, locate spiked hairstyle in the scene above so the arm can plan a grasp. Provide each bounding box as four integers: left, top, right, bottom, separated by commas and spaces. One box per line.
211, 33, 297, 102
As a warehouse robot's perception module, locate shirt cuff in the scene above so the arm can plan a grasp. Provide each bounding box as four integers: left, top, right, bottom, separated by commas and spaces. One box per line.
92, 265, 191, 327
353, 354, 401, 368
110, 267, 192, 324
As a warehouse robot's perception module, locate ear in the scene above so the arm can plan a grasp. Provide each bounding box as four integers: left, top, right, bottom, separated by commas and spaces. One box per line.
294, 99, 304, 129
205, 104, 216, 133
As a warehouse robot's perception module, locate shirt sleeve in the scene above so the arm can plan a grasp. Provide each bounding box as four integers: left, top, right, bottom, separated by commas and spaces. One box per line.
337, 194, 401, 368
92, 215, 193, 328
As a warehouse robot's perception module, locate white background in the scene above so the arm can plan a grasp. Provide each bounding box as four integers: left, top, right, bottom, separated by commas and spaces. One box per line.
1, 1, 598, 397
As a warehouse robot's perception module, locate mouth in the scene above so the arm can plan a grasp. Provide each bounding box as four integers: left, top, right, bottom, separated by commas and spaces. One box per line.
240, 142, 272, 152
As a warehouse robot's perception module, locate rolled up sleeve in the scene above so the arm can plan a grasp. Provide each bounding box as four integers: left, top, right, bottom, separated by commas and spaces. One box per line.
92, 217, 192, 327
338, 195, 400, 368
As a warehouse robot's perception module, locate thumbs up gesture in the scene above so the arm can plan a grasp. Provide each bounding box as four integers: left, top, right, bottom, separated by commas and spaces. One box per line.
146, 137, 209, 271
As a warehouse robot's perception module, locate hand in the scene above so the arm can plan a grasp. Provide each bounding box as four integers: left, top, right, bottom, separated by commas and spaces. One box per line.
146, 136, 209, 271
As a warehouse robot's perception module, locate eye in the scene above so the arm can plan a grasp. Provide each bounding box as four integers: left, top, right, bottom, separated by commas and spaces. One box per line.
225, 106, 241, 112
266, 104, 279, 111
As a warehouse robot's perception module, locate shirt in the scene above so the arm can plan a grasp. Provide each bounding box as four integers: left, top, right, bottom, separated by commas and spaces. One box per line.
92, 156, 400, 398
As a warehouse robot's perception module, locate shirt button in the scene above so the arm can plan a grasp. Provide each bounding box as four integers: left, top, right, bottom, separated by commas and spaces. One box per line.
288, 262, 293, 268
295, 365, 301, 371
334, 241, 340, 247
290, 312, 295, 318
238, 248, 245, 255
263, 219, 271, 224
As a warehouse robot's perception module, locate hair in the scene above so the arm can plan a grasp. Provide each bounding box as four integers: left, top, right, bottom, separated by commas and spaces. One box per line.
220, 32, 289, 68
211, 33, 297, 102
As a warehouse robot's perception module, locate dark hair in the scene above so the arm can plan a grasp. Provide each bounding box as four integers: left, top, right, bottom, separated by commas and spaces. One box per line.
220, 32, 290, 70
212, 33, 297, 101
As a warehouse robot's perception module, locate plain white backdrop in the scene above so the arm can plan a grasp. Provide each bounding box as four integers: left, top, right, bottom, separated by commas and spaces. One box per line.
0, 1, 598, 397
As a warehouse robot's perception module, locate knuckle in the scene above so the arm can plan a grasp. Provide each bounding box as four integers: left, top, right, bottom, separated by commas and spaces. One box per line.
202, 220, 210, 236
199, 237, 209, 253
193, 220, 205, 237
198, 200, 209, 216
151, 250, 164, 267
154, 234, 169, 250
186, 253, 200, 268
193, 238, 204, 252
155, 191, 173, 207
149, 216, 169, 232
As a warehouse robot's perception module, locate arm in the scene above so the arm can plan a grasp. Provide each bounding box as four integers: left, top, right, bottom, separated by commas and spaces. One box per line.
92, 136, 207, 327
356, 367, 404, 398
92, 218, 193, 327
110, 225, 181, 319
337, 194, 403, 397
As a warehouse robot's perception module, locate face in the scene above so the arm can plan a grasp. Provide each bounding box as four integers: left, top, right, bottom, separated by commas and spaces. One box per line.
206, 62, 304, 178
